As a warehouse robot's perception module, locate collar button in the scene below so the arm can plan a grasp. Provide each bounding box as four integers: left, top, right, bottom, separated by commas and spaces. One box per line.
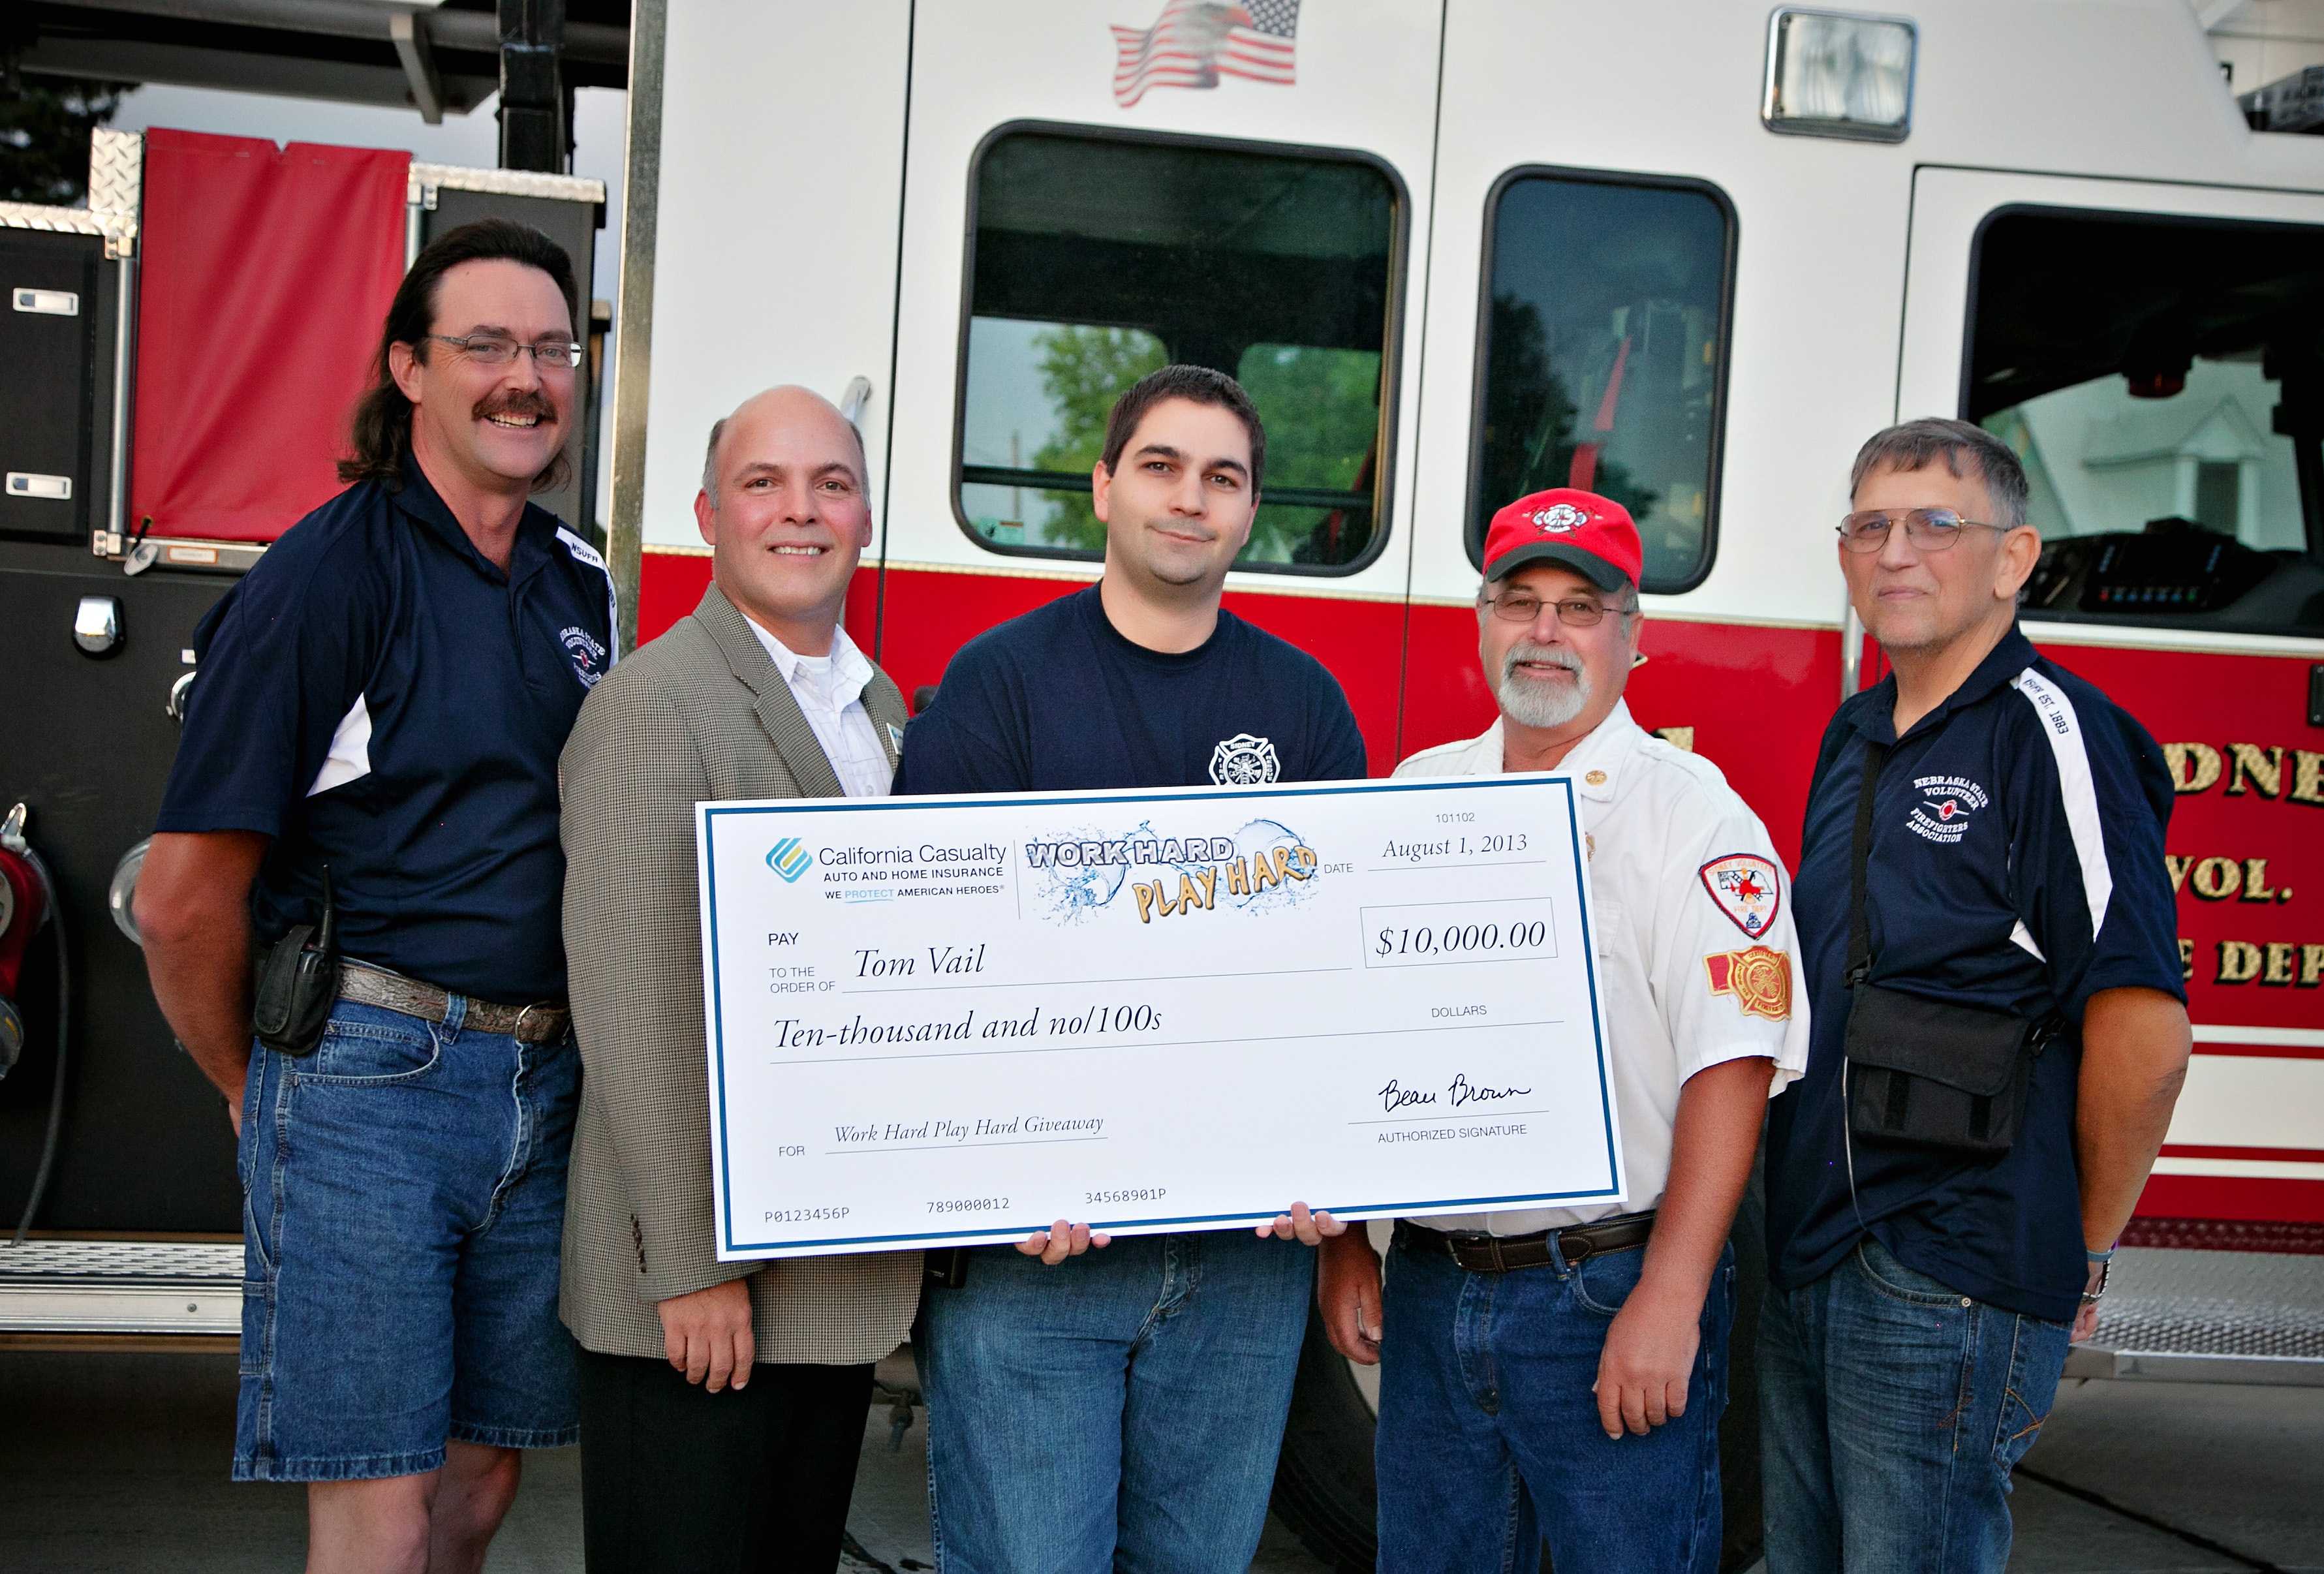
1585, 769, 1607, 786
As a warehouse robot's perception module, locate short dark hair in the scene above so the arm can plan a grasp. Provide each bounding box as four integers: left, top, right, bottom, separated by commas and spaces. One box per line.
1098, 365, 1267, 495
1848, 417, 2030, 529
339, 217, 580, 489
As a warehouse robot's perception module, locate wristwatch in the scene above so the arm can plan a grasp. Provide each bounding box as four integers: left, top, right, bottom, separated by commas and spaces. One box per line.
2081, 1245, 2114, 1306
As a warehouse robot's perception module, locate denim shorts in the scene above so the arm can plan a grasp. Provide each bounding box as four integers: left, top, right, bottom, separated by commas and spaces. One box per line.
234, 996, 581, 1481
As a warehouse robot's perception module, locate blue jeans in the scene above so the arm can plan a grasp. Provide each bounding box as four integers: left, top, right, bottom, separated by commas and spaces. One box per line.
1376, 1225, 1733, 1574
916, 1230, 1313, 1574
1758, 1237, 2072, 1574
236, 997, 581, 1480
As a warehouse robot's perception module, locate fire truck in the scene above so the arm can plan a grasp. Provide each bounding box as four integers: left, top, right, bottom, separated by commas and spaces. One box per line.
2, 3, 2319, 1569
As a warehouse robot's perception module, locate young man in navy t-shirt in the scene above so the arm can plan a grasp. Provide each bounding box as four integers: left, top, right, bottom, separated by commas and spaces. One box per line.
895, 365, 1365, 1573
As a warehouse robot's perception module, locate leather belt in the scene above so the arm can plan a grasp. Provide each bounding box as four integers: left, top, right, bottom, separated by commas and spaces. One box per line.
1401, 1211, 1656, 1274
337, 962, 571, 1044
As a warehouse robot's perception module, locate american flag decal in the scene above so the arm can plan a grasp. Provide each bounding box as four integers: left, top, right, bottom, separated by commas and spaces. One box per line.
1111, 0, 1299, 110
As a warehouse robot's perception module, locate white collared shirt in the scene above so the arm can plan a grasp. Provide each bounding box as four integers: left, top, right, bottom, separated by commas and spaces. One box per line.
1395, 700, 1810, 1233
742, 618, 893, 800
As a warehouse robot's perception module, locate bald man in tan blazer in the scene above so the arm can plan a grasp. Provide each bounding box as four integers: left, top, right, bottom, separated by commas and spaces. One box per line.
559, 387, 919, 1573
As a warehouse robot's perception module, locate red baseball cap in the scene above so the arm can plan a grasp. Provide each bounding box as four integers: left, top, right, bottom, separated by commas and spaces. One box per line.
1481, 488, 1642, 593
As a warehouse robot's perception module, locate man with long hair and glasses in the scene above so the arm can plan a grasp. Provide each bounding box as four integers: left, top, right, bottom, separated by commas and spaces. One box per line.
136, 219, 613, 1573
1759, 418, 2189, 1573
1319, 488, 1808, 1573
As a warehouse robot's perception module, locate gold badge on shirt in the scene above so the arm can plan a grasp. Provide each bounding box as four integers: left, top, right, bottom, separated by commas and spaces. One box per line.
1704, 946, 1791, 1021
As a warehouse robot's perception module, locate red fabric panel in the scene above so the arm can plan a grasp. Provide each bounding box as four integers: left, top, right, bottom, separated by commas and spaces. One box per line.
132, 129, 409, 542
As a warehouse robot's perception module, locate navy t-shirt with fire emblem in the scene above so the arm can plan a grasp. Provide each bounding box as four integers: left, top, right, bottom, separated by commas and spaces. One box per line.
155, 456, 617, 1003
891, 583, 1366, 795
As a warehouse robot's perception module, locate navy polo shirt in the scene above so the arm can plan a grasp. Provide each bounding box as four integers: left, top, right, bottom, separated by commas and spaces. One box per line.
1763, 627, 2184, 1322
155, 457, 616, 1004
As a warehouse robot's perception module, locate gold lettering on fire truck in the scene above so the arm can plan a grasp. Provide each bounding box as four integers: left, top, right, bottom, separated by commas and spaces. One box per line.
2170, 856, 2293, 903
2163, 741, 2324, 807
2212, 940, 2324, 987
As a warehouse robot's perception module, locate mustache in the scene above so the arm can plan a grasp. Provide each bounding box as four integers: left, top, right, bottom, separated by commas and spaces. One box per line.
473, 390, 558, 425
1501, 641, 1581, 685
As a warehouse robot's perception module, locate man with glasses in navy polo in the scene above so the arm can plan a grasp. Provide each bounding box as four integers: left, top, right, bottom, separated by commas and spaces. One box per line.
1759, 418, 2191, 1574
136, 219, 614, 1574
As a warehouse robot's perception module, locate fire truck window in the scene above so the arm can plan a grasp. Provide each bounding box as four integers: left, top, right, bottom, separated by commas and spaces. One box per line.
1972, 209, 2324, 630
1470, 173, 1735, 592
959, 129, 1401, 572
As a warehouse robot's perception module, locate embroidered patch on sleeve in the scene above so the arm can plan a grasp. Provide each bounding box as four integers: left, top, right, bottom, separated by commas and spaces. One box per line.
1705, 946, 1791, 1021
1699, 854, 1781, 939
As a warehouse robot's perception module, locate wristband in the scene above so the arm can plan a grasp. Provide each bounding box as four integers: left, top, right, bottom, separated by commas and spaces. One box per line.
2086, 1245, 2115, 1263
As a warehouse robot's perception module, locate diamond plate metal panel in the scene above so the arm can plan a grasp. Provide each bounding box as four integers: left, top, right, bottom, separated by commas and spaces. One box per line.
86, 129, 143, 258
0, 201, 111, 237
409, 162, 607, 206
0, 1239, 240, 1278
2090, 1247, 2324, 1363
86, 129, 143, 219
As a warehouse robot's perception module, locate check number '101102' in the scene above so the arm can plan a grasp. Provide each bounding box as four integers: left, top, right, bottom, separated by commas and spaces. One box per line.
1361, 899, 1560, 968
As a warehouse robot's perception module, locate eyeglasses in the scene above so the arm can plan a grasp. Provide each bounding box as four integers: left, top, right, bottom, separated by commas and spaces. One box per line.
1837, 508, 2007, 553
426, 333, 585, 371
1484, 591, 1630, 626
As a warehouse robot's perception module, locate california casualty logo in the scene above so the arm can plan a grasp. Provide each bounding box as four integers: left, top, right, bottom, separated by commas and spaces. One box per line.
1908, 775, 1988, 844
766, 837, 813, 882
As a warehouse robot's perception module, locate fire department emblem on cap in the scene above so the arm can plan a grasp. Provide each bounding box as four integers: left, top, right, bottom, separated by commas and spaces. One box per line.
1704, 946, 1791, 1021
1530, 502, 1589, 534
1209, 733, 1280, 786
1699, 854, 1781, 939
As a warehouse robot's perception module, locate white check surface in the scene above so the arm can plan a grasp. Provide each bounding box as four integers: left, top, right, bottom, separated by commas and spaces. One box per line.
698, 777, 1623, 1259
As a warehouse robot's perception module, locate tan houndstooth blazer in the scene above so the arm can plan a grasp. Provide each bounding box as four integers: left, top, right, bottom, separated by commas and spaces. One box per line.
558, 581, 922, 1363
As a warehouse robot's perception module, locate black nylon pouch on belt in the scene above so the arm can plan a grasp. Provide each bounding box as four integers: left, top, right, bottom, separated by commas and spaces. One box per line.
251, 865, 341, 1058
1841, 743, 2058, 1154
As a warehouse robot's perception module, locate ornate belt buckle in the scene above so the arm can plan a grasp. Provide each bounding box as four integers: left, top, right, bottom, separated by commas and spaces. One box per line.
512, 1003, 549, 1043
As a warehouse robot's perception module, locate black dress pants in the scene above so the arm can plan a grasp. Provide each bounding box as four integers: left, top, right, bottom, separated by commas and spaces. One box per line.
576, 1346, 875, 1573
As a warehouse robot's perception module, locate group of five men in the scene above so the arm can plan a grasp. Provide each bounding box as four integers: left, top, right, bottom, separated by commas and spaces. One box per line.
136, 220, 2189, 1574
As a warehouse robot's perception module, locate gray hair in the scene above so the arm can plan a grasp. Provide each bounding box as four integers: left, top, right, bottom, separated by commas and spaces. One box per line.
701, 416, 728, 505
1848, 418, 2029, 529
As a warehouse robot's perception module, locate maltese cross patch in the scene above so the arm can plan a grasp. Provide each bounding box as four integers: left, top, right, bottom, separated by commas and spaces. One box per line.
1208, 733, 1280, 786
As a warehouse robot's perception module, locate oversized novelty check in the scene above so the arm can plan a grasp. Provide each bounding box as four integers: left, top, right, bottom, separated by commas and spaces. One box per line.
697, 777, 1623, 1259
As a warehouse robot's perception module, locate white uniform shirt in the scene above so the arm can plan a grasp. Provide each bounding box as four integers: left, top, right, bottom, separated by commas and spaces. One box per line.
1397, 700, 1810, 1233
743, 619, 893, 799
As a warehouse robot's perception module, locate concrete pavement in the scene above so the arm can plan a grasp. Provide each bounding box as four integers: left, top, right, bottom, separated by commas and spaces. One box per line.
0, 1348, 2316, 1571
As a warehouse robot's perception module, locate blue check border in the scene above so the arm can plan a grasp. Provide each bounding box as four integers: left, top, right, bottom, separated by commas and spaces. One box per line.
701, 775, 1620, 1255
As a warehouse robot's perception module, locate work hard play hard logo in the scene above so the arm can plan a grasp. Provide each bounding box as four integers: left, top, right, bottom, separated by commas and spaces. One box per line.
1698, 854, 1780, 939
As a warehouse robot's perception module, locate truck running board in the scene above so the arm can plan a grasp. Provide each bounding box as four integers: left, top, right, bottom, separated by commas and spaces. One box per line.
2064, 1246, 2324, 1387
0, 1239, 241, 1338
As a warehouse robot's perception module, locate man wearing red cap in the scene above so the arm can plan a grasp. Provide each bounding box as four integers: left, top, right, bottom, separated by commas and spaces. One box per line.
1316, 489, 1809, 1572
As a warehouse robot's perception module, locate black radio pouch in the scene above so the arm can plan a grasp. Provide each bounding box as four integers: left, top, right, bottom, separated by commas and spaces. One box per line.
1841, 745, 2058, 1154
252, 865, 341, 1058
